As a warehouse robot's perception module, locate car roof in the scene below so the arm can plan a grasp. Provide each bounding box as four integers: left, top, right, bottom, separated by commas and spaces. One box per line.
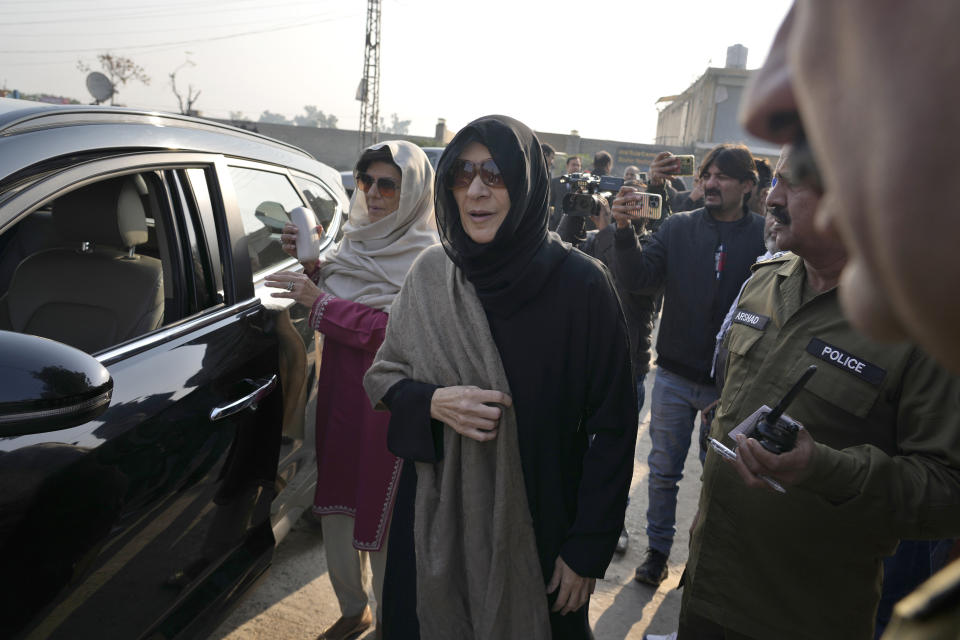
0, 98, 342, 189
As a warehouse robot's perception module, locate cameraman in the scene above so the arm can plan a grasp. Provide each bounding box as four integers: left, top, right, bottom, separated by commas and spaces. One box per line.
558, 179, 661, 557
557, 183, 659, 398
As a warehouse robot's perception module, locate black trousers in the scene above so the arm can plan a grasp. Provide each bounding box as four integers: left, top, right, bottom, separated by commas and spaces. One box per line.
380, 461, 594, 639
678, 610, 758, 640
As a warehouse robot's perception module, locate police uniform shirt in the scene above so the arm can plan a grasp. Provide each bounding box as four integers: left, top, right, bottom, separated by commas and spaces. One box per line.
682, 253, 960, 640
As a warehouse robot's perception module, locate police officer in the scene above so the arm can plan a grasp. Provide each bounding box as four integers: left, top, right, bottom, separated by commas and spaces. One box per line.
679, 144, 960, 639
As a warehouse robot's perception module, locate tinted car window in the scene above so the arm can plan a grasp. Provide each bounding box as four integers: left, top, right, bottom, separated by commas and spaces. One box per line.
228, 166, 303, 275
0, 171, 201, 354
293, 175, 339, 237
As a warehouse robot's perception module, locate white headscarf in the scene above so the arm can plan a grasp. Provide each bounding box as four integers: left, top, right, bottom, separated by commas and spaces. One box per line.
317, 140, 438, 312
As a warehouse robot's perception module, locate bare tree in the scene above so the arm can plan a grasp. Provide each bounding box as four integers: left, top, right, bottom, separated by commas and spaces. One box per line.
169, 59, 201, 115
77, 53, 150, 105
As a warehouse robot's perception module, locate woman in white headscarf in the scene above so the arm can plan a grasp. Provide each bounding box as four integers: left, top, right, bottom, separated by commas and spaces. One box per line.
266, 140, 437, 640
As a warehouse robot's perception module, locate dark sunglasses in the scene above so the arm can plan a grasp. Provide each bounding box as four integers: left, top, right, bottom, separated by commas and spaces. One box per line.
445, 158, 506, 190
356, 173, 399, 198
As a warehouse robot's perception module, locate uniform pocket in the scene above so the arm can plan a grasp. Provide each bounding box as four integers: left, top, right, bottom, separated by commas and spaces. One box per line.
726, 324, 763, 356
797, 362, 881, 418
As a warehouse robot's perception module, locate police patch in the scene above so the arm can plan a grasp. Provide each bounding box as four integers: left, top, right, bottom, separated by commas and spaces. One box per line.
806, 338, 886, 386
732, 309, 770, 330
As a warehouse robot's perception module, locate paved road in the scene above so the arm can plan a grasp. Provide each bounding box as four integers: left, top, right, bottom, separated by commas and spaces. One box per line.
211, 368, 704, 640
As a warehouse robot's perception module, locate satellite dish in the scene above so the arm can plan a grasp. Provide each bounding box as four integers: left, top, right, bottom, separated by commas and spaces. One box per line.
86, 72, 114, 104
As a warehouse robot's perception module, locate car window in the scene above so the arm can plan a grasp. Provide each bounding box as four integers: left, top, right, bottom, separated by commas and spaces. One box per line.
292, 175, 339, 239
0, 170, 211, 354
228, 166, 303, 275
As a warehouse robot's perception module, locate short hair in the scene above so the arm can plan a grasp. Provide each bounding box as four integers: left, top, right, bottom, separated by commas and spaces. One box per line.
593, 150, 613, 173
566, 156, 581, 168
541, 143, 556, 157
754, 158, 773, 190
624, 165, 641, 176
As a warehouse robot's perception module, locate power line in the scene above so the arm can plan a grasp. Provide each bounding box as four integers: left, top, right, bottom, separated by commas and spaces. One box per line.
0, 13, 357, 54
0, 0, 340, 25
0, 12, 340, 38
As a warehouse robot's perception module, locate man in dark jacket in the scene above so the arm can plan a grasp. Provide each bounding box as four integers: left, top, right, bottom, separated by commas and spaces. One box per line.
611, 144, 765, 586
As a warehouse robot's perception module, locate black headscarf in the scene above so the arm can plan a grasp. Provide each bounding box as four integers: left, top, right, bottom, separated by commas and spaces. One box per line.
435, 115, 569, 317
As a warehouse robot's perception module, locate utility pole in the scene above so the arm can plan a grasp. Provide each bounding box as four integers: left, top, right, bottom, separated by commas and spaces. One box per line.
356, 0, 381, 150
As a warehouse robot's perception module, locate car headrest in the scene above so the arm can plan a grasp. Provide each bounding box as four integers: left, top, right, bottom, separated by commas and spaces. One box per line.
52, 176, 149, 248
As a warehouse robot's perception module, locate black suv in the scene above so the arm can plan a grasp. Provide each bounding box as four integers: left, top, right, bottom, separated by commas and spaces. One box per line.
0, 98, 346, 639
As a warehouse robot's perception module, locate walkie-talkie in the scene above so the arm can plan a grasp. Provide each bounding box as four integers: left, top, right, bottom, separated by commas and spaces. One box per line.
749, 365, 817, 454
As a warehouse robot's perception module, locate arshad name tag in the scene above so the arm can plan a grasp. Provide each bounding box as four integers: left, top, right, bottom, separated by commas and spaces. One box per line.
732, 309, 770, 330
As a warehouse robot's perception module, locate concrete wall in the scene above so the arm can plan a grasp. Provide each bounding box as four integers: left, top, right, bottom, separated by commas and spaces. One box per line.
212, 119, 441, 171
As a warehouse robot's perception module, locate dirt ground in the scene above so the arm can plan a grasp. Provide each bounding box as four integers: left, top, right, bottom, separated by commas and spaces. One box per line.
210, 368, 705, 640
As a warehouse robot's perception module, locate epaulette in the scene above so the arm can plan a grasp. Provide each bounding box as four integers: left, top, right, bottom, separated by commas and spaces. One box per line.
893, 558, 960, 622
750, 251, 793, 272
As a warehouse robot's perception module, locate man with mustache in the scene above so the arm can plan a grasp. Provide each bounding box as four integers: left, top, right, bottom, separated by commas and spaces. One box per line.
737, 3, 960, 636
611, 144, 765, 587
680, 144, 960, 640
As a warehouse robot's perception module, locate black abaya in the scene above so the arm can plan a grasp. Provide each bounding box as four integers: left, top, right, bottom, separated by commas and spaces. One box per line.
382, 248, 638, 639
377, 114, 638, 640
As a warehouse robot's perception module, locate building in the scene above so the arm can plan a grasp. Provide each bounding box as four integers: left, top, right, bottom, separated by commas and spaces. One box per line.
655, 44, 780, 164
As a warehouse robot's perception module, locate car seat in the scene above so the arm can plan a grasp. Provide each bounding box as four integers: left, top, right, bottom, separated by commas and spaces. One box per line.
0, 176, 163, 353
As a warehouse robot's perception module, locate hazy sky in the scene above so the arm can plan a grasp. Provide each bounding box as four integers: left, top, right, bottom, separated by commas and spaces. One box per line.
1, 0, 793, 143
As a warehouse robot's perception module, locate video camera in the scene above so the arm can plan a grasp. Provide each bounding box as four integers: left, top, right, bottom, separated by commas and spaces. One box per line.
559, 173, 624, 217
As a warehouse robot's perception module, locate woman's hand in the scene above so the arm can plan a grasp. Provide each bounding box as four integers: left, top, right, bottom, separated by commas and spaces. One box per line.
263, 270, 323, 309
280, 222, 325, 273
429, 386, 512, 442
546, 556, 595, 615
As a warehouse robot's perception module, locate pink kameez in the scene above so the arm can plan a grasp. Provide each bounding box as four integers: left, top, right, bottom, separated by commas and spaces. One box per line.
309, 292, 401, 551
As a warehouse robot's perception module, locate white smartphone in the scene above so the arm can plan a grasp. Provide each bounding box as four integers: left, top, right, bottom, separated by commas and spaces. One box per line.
290, 206, 321, 262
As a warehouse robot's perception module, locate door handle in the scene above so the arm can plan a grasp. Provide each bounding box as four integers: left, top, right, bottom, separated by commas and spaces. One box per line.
210, 374, 278, 422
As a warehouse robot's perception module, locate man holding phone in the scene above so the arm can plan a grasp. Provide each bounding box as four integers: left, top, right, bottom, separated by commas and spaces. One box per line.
612, 144, 765, 586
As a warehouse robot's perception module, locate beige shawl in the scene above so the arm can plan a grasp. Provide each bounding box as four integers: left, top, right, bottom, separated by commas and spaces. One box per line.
363, 245, 551, 640
317, 140, 438, 312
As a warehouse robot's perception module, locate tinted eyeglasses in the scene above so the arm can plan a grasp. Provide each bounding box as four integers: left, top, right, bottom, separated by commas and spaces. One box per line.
356, 173, 400, 198
445, 158, 506, 190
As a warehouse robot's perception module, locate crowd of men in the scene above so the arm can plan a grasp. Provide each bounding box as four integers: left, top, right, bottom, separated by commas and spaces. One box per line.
542, 14, 960, 630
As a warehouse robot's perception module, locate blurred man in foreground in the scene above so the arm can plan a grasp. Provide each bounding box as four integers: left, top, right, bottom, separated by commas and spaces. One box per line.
681, 144, 960, 639
739, 4, 960, 634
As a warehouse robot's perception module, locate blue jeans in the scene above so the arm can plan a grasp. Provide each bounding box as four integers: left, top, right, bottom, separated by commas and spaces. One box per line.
645, 367, 719, 556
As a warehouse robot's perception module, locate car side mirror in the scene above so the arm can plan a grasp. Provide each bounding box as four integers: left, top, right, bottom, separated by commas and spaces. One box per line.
0, 330, 113, 437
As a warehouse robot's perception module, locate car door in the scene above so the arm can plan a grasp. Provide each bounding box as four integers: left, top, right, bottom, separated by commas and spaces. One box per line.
183, 160, 333, 547
0, 152, 289, 640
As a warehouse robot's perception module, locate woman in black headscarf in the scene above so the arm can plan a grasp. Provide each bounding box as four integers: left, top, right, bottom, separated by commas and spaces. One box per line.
364, 115, 638, 640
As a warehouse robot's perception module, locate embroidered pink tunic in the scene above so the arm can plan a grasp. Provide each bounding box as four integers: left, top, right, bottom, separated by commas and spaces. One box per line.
309, 292, 401, 551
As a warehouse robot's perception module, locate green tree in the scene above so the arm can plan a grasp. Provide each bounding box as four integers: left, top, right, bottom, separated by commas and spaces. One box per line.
380, 112, 411, 135
294, 105, 338, 128
259, 110, 291, 125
